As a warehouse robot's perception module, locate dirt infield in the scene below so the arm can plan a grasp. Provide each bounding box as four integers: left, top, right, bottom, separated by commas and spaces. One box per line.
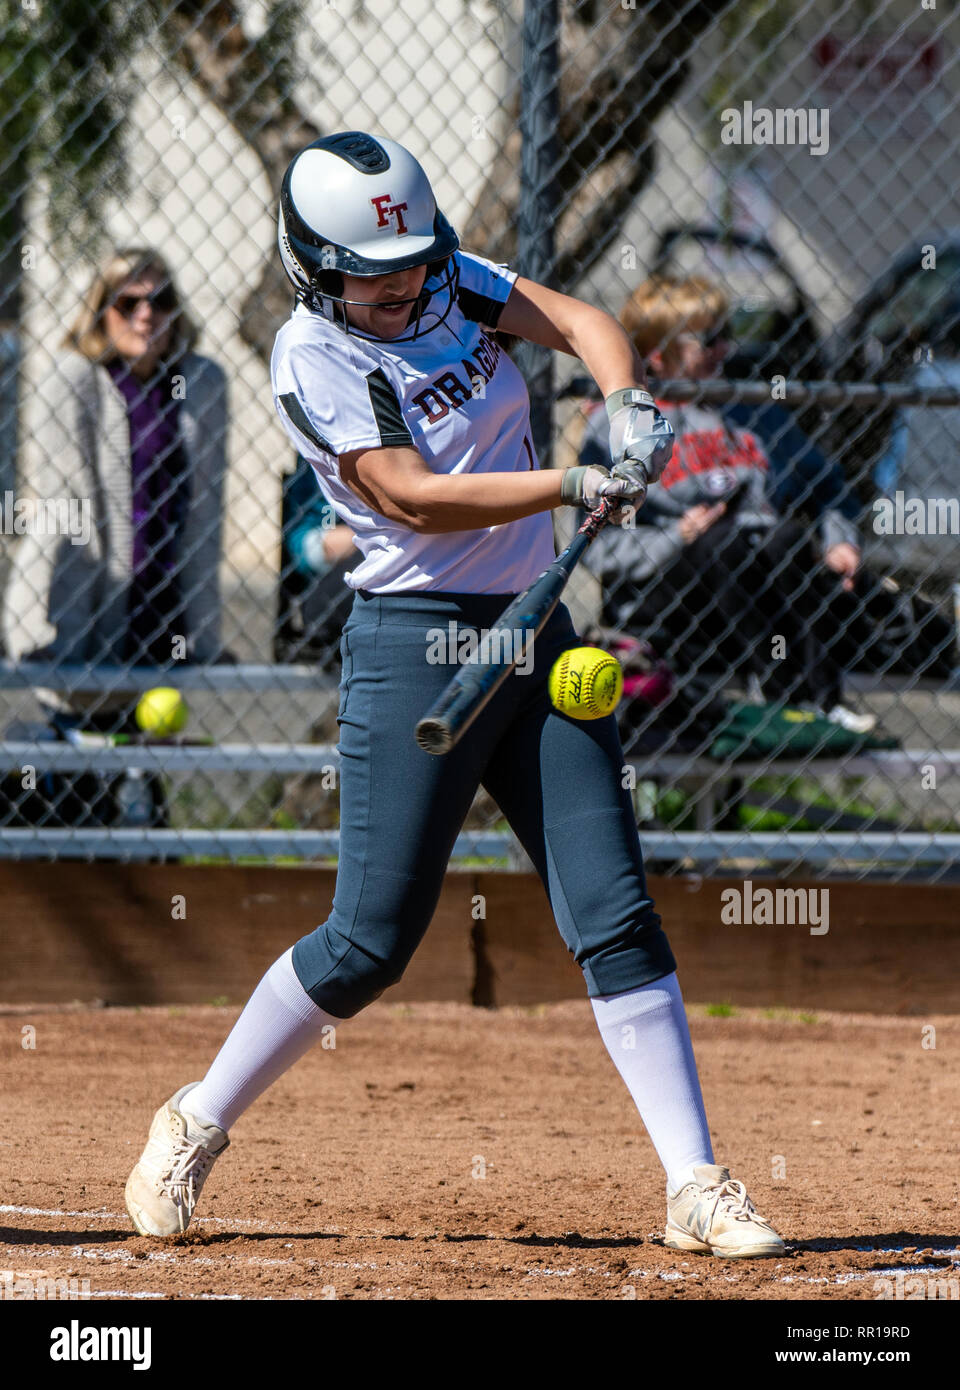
2, 999, 958, 1300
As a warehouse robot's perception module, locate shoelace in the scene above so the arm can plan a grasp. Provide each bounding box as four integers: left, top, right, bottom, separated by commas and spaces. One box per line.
144, 1132, 216, 1226
700, 1178, 761, 1224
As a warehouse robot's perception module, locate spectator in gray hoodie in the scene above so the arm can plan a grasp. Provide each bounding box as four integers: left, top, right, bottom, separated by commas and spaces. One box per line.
582, 275, 875, 732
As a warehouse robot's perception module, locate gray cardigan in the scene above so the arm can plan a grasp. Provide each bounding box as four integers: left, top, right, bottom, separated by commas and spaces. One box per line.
3, 350, 227, 692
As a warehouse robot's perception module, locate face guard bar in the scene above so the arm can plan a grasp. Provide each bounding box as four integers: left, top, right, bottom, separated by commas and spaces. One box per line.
306, 254, 461, 343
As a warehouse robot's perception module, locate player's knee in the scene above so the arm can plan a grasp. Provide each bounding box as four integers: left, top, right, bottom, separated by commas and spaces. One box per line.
292, 920, 419, 1018
299, 958, 409, 1019
575, 909, 677, 995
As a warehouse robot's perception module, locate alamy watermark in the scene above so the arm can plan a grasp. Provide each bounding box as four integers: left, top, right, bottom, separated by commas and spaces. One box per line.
1, 1271, 91, 1299
873, 492, 960, 535
0, 494, 90, 546
720, 101, 829, 156
425, 622, 534, 675
50, 1320, 151, 1369
875, 1271, 959, 1300
720, 880, 829, 935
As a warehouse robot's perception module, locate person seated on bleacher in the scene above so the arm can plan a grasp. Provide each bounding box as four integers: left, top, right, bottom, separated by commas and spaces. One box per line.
4, 246, 227, 701
581, 274, 877, 733
721, 400, 862, 593
1, 248, 229, 824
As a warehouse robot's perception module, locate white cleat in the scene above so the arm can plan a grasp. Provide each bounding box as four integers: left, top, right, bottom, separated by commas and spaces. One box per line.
125, 1083, 229, 1237
664, 1164, 785, 1259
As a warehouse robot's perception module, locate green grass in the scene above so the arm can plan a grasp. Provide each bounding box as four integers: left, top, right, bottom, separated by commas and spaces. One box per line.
705, 1001, 736, 1017
655, 787, 695, 829
168, 775, 290, 832
180, 855, 337, 867
762, 1006, 819, 1023
451, 855, 510, 868
736, 773, 920, 832
738, 803, 814, 831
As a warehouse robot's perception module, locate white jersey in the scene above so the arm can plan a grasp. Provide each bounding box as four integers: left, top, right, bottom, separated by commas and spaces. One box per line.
270, 250, 556, 594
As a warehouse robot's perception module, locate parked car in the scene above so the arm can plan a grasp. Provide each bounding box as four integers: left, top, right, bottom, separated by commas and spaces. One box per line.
826, 238, 960, 514
558, 224, 828, 439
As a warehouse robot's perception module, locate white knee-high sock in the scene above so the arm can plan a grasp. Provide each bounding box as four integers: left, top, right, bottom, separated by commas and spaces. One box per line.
181, 947, 342, 1133
591, 972, 714, 1195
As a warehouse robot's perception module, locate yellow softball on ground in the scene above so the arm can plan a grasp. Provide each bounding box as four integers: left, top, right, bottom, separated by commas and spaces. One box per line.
548, 646, 623, 720
135, 687, 188, 737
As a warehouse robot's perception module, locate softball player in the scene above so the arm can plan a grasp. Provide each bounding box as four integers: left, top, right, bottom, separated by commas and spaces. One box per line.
125, 132, 783, 1260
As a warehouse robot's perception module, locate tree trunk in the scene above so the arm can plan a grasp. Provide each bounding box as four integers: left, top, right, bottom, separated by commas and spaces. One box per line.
161, 0, 733, 360
161, 2, 321, 362
465, 0, 733, 290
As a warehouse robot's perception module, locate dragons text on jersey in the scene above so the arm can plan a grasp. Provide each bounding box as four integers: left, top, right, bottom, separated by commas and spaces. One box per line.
412, 330, 504, 422
271, 250, 555, 594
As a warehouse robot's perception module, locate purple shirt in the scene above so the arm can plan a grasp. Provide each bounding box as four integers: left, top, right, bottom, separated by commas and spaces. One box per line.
108, 360, 190, 662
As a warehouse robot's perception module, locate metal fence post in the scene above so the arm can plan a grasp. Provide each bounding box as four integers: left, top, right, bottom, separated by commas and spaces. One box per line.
515, 0, 559, 469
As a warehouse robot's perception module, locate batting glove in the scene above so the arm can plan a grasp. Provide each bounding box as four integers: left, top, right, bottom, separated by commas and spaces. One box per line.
561, 463, 647, 525
605, 387, 675, 486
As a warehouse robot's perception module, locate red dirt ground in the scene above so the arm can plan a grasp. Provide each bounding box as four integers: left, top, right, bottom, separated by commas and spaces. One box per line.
1, 1000, 957, 1300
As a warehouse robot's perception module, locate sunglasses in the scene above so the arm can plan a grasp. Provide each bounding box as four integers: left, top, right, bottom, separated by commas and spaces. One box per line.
108, 285, 177, 317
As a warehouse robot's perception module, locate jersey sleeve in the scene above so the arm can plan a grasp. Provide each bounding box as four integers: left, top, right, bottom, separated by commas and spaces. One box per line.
273, 335, 413, 464
454, 250, 518, 329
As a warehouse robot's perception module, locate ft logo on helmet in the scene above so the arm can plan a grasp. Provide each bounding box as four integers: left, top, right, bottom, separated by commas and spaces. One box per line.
370, 193, 409, 234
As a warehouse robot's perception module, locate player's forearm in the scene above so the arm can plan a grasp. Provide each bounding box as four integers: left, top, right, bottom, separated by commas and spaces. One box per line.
404, 468, 563, 533
341, 442, 565, 534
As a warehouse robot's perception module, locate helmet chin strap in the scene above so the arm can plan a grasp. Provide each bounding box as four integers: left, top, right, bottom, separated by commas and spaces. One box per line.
304, 257, 459, 344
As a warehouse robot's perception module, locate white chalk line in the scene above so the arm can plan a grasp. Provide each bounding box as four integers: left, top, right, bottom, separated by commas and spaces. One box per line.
853, 1243, 960, 1258
0, 1204, 647, 1275
6, 1243, 348, 1276
13, 1204, 955, 1292
6, 1288, 269, 1302
2, 1227, 444, 1287
781, 1263, 960, 1288
69, 1245, 312, 1270
774, 1245, 960, 1287
0, 1202, 340, 1235
3, 1222, 698, 1289
87, 1290, 166, 1299
626, 1268, 741, 1283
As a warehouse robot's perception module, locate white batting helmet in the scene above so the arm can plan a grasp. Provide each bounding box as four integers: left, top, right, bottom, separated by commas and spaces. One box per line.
278, 131, 460, 340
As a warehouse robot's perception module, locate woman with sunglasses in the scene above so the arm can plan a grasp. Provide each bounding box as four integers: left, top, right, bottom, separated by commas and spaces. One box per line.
2, 248, 228, 825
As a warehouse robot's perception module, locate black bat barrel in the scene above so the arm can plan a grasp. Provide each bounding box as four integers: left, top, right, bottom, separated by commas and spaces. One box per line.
414, 517, 604, 755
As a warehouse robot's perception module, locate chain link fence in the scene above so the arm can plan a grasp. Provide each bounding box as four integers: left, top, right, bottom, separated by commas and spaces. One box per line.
1, 0, 959, 878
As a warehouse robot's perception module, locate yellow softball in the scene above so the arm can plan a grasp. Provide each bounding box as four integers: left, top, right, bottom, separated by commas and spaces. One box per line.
548, 646, 623, 720
135, 687, 188, 737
